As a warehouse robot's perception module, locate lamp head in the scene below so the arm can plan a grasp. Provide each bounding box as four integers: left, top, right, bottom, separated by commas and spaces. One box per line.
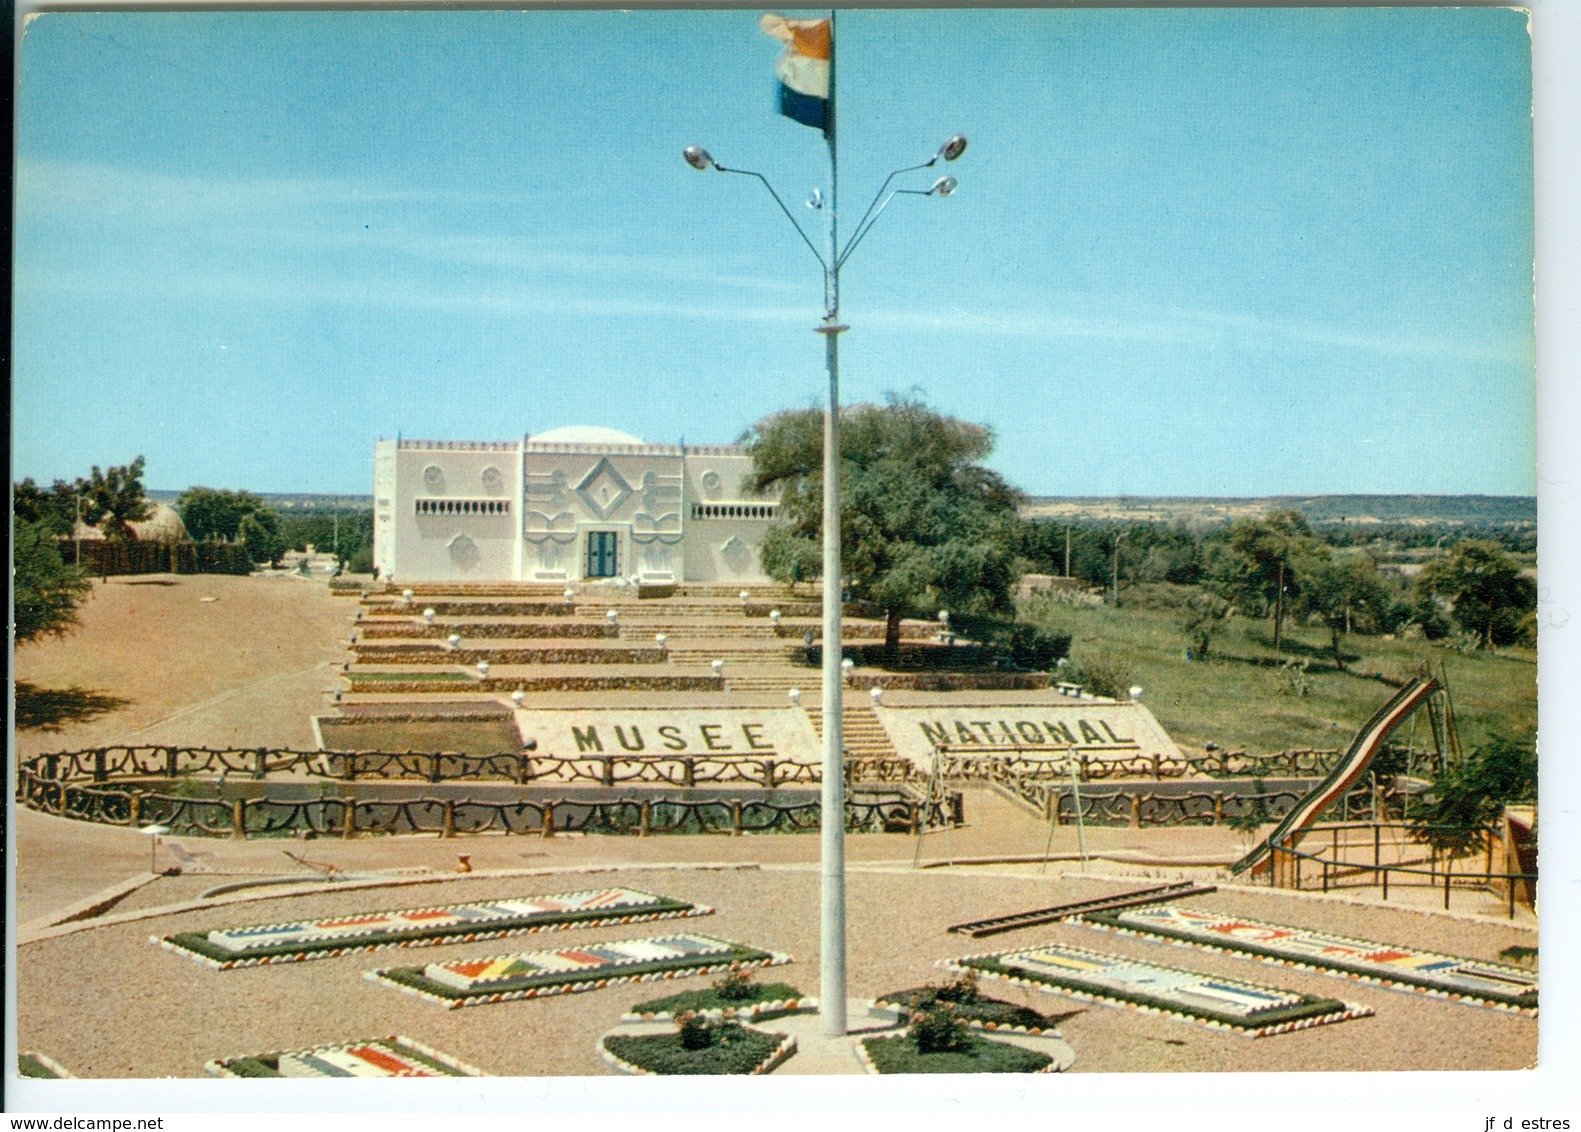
684, 145, 717, 172
938, 134, 968, 162
929, 175, 958, 198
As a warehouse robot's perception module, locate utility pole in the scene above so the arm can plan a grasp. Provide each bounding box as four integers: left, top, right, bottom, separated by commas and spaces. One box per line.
1111, 530, 1122, 607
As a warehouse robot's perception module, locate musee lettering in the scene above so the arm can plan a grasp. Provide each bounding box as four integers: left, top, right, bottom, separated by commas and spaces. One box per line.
571, 722, 775, 753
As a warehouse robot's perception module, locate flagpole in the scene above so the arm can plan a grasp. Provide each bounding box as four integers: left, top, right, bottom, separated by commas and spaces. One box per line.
683, 10, 966, 1042
816, 5, 849, 1040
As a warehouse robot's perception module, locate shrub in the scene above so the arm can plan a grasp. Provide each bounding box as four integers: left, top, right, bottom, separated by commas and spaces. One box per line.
1004, 622, 1071, 670
861, 1033, 1054, 1075
1226, 778, 1273, 842
1276, 658, 1312, 697
676, 1011, 715, 1051
1071, 651, 1135, 699
932, 971, 980, 1006
713, 966, 756, 1002
908, 1007, 971, 1054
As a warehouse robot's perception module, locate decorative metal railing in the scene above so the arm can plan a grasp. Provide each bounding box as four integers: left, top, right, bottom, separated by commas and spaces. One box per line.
14, 746, 937, 840
1266, 822, 1537, 919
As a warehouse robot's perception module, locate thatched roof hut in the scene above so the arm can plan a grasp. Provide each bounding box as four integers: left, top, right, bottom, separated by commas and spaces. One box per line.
73, 502, 190, 544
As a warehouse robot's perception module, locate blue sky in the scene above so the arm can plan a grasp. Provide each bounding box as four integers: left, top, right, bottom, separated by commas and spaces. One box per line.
13, 7, 1536, 498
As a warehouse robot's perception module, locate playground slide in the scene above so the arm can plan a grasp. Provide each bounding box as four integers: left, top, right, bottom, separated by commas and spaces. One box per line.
1230, 675, 1438, 877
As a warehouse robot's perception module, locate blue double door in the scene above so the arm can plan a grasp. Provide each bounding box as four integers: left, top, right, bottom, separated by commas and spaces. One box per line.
585, 531, 619, 578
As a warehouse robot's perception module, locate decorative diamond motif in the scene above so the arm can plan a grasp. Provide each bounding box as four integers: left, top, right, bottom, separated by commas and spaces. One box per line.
575, 459, 634, 520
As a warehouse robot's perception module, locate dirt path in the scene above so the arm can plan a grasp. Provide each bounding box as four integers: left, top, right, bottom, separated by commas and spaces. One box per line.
14, 573, 351, 756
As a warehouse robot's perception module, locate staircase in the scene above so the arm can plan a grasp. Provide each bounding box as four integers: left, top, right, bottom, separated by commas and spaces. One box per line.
803, 702, 900, 762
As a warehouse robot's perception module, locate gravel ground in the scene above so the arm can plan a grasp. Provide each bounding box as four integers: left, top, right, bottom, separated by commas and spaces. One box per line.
16, 864, 1536, 1078
12, 575, 1541, 1081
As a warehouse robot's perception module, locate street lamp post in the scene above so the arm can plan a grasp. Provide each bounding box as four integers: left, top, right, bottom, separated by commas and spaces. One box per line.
684, 129, 966, 1038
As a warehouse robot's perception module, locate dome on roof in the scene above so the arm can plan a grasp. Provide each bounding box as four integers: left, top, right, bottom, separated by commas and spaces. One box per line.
531, 425, 645, 446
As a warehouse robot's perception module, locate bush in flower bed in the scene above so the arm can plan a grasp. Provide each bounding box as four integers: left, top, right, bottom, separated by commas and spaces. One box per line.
859, 1031, 1053, 1075
874, 972, 1066, 1034
626, 966, 807, 1020
602, 1016, 791, 1075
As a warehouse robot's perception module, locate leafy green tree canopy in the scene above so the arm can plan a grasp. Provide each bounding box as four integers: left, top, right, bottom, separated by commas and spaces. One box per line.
1413, 733, 1536, 857
1301, 556, 1390, 670
12, 479, 80, 538
238, 509, 286, 567
79, 456, 154, 542
13, 518, 93, 643
745, 397, 1023, 655
1415, 539, 1535, 648
1214, 509, 1325, 651
179, 487, 270, 542
178, 486, 288, 565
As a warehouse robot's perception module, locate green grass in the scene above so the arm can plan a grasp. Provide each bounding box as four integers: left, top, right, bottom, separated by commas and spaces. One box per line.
603, 1025, 785, 1074
876, 987, 1069, 1031
629, 982, 805, 1016
860, 1033, 1052, 1075
318, 719, 521, 756
18, 1054, 64, 1079
1021, 598, 1536, 754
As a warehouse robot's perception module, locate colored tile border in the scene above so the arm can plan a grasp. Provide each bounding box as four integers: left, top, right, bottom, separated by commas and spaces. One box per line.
18, 1052, 74, 1079
155, 888, 712, 969
944, 943, 1372, 1038
206, 1035, 487, 1078
368, 933, 791, 1009
1075, 906, 1538, 1015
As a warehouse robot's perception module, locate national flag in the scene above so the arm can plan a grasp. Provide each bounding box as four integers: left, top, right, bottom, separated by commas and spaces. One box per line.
760, 13, 831, 133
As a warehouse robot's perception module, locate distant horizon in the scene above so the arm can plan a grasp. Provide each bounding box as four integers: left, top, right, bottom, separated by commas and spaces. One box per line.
135, 485, 1538, 506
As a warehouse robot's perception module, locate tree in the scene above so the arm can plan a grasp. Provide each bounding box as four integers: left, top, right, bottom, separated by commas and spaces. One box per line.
1178, 589, 1231, 659
13, 518, 93, 643
1217, 510, 1324, 652
179, 486, 288, 565
79, 456, 153, 542
746, 397, 1022, 659
238, 509, 286, 566
12, 478, 79, 537
1301, 556, 1390, 670
178, 487, 269, 542
1415, 539, 1536, 648
1412, 733, 1536, 858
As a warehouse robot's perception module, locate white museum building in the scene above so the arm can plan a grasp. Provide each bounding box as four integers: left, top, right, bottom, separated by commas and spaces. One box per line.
372, 426, 780, 584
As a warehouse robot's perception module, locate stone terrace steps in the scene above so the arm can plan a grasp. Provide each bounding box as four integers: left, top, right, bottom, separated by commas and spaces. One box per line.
804, 703, 900, 762
352, 642, 667, 666
725, 672, 818, 694
356, 620, 620, 641
666, 645, 808, 665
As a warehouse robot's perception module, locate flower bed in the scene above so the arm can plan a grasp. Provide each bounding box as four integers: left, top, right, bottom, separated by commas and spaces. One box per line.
18, 1052, 73, 1079
946, 943, 1371, 1038
369, 933, 790, 1009
206, 1036, 485, 1078
857, 1033, 1056, 1075
623, 981, 810, 1022
600, 1024, 795, 1076
157, 888, 711, 969
1077, 905, 1539, 1015
872, 987, 1065, 1036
